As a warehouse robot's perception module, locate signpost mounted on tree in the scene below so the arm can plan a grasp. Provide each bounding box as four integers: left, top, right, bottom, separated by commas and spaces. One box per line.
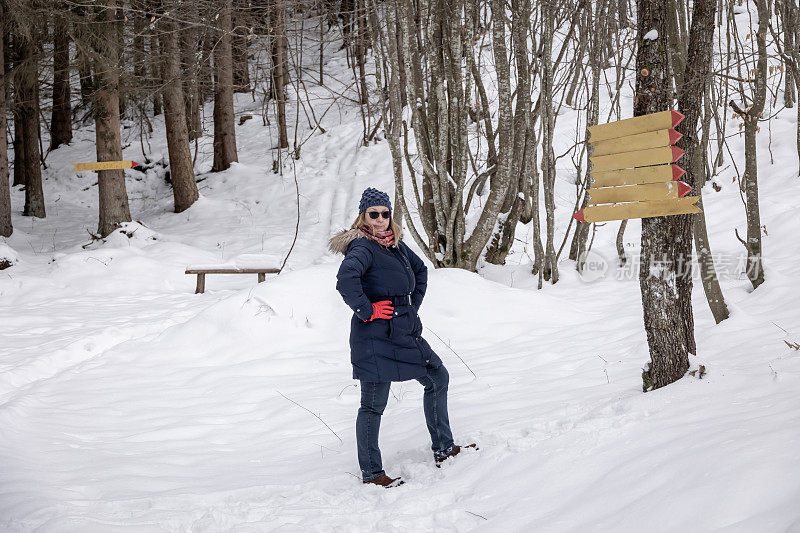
573, 110, 701, 223
73, 161, 139, 171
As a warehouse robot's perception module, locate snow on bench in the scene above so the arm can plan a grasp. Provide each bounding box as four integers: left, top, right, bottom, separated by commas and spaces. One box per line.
185, 263, 281, 294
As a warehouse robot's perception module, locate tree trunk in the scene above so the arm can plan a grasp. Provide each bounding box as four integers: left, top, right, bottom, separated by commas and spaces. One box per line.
572, 0, 604, 267
0, 3, 11, 237
180, 23, 202, 141
616, 220, 628, 265
340, 0, 355, 49
93, 0, 132, 236
73, 2, 95, 106
738, 0, 768, 289
484, 0, 532, 266
11, 108, 24, 187
232, 0, 251, 93
132, 2, 146, 82
212, 0, 239, 171
636, 0, 689, 392
367, 0, 404, 219
51, 11, 73, 150
199, 28, 214, 103
784, 0, 796, 108
540, 1, 558, 283
16, 29, 45, 218
270, 0, 289, 149
354, 0, 369, 105
618, 0, 628, 26
149, 31, 162, 116
160, 6, 199, 212
116, 4, 127, 118
528, 113, 545, 285
676, 0, 728, 326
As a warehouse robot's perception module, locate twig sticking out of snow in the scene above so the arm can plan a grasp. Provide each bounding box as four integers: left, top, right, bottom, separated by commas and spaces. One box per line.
427, 328, 477, 379
277, 390, 343, 444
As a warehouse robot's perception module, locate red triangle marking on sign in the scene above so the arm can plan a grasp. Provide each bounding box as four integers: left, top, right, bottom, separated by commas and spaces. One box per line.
671, 165, 685, 181
676, 181, 693, 197
130, 161, 139, 168
572, 210, 586, 223
671, 146, 686, 162
668, 129, 683, 145
671, 110, 686, 128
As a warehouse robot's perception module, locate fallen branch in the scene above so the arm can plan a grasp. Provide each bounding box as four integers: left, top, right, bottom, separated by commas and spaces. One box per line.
277, 390, 343, 444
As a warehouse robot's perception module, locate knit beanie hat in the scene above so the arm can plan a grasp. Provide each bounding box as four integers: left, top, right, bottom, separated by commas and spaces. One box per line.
358, 187, 392, 214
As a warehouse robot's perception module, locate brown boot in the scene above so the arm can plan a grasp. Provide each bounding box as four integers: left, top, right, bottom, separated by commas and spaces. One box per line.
363, 474, 404, 488
435, 443, 478, 466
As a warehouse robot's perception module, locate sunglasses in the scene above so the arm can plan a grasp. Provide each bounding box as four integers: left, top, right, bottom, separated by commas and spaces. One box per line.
368, 210, 391, 219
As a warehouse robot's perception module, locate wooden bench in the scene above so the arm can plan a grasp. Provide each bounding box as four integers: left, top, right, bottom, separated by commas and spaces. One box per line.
185, 266, 281, 294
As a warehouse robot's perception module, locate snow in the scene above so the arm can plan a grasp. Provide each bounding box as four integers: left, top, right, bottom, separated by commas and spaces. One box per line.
643, 29, 659, 41
1, 12, 800, 533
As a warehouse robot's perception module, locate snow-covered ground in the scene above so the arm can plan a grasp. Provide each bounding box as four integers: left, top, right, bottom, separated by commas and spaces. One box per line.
2, 14, 800, 533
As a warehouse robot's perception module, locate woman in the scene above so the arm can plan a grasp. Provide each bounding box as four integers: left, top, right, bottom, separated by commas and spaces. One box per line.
329, 187, 475, 488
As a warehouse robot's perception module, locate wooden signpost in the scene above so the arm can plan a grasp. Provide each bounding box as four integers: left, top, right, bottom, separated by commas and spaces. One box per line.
72, 161, 139, 171
573, 110, 702, 224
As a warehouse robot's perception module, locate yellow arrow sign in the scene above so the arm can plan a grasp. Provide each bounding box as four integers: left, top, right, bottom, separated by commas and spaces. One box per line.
587, 181, 693, 205
573, 197, 701, 223
590, 128, 682, 157
590, 145, 685, 173
587, 110, 685, 143
592, 164, 685, 188
72, 160, 139, 171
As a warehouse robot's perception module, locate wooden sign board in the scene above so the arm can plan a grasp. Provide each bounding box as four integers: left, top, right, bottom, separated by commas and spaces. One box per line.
590, 128, 682, 157
73, 161, 139, 171
575, 111, 695, 223
573, 197, 701, 223
590, 145, 685, 173
587, 181, 692, 205
587, 110, 685, 143
592, 164, 685, 188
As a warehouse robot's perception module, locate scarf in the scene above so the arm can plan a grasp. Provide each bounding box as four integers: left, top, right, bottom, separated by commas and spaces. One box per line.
359, 224, 395, 247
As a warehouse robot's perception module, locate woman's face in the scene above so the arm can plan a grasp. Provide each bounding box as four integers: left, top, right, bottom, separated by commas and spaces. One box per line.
365, 206, 391, 233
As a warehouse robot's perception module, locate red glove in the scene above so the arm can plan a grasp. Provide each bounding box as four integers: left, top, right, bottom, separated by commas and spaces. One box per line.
362, 300, 394, 322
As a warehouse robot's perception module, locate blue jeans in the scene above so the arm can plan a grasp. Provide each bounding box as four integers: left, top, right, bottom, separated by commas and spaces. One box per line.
356, 364, 455, 482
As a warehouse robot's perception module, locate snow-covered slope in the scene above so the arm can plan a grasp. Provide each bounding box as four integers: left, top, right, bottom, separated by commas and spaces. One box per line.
1, 15, 799, 533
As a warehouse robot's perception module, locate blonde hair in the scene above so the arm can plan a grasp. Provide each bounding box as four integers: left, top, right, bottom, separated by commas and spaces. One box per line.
351, 210, 403, 245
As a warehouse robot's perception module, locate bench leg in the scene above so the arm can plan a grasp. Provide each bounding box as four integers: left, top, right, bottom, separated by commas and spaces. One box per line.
258, 273, 266, 283
196, 273, 206, 294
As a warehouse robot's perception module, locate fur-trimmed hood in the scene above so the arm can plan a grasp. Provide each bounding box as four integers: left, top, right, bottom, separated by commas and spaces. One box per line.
328, 226, 403, 255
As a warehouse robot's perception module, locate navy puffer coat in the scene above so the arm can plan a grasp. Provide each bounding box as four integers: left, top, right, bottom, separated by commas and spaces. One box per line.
329, 228, 443, 382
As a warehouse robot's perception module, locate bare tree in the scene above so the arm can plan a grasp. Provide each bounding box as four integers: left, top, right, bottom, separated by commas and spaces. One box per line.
783, 0, 796, 108
729, 0, 768, 290
484, 0, 535, 267
539, 0, 558, 283
353, 0, 369, 105
270, 0, 289, 149
675, 0, 728, 324
570, 0, 601, 268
